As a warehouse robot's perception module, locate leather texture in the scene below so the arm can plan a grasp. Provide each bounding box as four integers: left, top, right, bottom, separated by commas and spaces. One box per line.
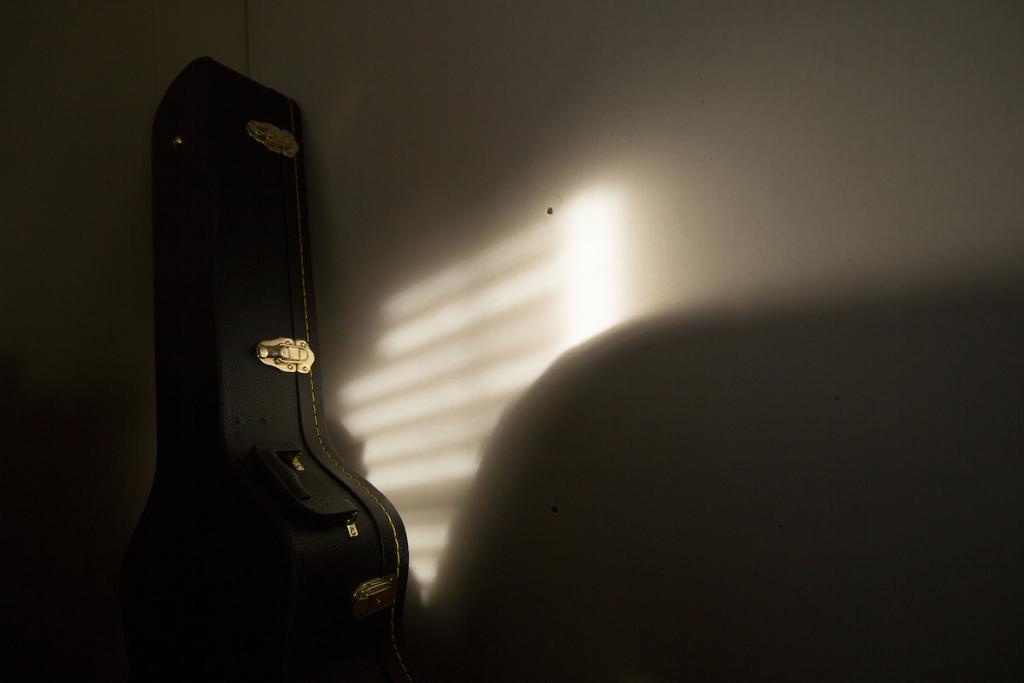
121, 57, 413, 682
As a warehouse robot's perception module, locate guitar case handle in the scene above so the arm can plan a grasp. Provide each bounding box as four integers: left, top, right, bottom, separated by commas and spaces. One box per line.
253, 443, 360, 519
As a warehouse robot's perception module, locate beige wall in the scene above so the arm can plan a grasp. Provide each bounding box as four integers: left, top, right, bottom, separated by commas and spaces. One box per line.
0, 3, 247, 677
249, 1, 1024, 382
247, 1, 1024, 678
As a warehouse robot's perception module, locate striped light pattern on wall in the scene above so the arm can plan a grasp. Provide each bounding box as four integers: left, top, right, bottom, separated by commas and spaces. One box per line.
338, 187, 626, 599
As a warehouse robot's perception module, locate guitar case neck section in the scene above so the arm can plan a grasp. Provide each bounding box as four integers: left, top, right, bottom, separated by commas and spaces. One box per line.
121, 57, 413, 682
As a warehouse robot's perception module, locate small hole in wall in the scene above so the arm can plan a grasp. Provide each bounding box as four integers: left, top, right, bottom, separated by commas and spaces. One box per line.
546, 207, 554, 215
550, 505, 559, 513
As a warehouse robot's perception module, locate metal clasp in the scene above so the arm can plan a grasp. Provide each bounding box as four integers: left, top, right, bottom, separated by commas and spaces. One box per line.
246, 120, 299, 158
353, 575, 398, 619
256, 337, 315, 374
344, 512, 359, 538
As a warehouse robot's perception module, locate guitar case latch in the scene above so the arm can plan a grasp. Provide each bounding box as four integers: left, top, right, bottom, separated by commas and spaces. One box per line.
255, 337, 315, 374
353, 575, 398, 619
246, 120, 299, 158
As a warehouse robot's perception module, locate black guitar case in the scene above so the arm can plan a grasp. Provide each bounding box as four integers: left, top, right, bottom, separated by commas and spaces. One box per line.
121, 58, 414, 682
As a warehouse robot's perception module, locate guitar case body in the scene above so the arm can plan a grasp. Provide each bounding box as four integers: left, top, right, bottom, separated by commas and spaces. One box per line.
121, 58, 413, 682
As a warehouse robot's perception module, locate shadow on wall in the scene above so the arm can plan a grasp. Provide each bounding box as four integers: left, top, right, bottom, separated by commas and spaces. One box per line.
407, 277, 1024, 682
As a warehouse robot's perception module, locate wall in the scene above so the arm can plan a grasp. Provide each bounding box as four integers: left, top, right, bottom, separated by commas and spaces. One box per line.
249, 0, 1024, 365
247, 1, 1024, 679
0, 3, 247, 678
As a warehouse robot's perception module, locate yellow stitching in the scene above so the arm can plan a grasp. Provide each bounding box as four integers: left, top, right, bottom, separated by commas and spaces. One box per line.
289, 102, 412, 682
